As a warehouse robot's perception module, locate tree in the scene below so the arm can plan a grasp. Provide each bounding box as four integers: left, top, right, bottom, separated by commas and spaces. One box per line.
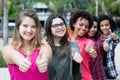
88, 0, 120, 16
0, 0, 3, 16
3, 0, 8, 46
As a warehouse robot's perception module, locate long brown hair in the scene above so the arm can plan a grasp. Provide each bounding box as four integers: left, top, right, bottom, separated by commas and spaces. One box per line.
12, 9, 42, 50
45, 14, 69, 59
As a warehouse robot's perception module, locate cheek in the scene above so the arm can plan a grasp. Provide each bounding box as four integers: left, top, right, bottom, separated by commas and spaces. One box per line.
100, 27, 103, 30
33, 29, 37, 34
94, 28, 97, 32
51, 29, 55, 35
106, 26, 110, 29
19, 27, 23, 35
85, 28, 89, 33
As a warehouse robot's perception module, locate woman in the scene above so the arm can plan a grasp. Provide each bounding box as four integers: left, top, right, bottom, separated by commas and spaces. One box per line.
2, 9, 52, 80
69, 10, 97, 80
45, 14, 82, 80
98, 15, 119, 79
87, 16, 106, 80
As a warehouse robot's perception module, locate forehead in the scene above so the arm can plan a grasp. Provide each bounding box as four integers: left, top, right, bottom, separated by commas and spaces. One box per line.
52, 18, 63, 24
100, 19, 109, 24
21, 16, 36, 24
76, 18, 89, 24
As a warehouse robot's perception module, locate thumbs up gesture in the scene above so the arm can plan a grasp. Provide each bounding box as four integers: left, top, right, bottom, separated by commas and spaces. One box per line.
85, 42, 97, 58
103, 40, 109, 51
36, 52, 48, 73
19, 51, 31, 72
72, 48, 83, 63
109, 29, 117, 40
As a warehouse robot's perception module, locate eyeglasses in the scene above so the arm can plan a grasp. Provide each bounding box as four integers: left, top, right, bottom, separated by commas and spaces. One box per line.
52, 22, 65, 30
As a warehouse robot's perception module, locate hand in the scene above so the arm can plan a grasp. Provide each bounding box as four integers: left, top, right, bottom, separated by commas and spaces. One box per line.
72, 48, 83, 63
103, 40, 109, 51
85, 42, 97, 58
19, 55, 31, 72
89, 48, 97, 58
109, 29, 117, 40
36, 52, 48, 73
85, 42, 93, 53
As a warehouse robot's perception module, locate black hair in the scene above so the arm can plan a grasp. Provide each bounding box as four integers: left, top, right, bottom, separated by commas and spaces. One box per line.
70, 9, 93, 31
98, 15, 117, 33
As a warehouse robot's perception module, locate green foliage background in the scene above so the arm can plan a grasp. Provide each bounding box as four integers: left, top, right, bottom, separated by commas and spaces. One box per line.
0, 51, 7, 67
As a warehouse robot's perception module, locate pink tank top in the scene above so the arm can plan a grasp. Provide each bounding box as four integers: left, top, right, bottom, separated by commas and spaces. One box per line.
8, 49, 49, 80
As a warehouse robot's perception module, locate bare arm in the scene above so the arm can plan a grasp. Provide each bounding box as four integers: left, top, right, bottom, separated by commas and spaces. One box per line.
40, 42, 52, 63
2, 45, 24, 65
36, 42, 52, 73
2, 45, 31, 72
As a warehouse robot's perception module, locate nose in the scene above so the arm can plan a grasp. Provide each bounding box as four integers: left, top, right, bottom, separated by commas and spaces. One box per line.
102, 26, 107, 29
91, 27, 94, 31
58, 26, 62, 29
27, 27, 32, 32
82, 26, 86, 30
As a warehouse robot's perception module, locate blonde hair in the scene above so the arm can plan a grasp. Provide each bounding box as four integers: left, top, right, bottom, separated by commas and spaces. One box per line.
12, 9, 42, 50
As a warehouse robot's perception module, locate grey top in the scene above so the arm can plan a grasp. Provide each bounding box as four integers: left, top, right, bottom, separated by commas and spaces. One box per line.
48, 42, 81, 80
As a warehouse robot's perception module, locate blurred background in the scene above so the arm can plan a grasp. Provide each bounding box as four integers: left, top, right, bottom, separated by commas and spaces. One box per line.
0, 0, 120, 79
0, 0, 120, 65
0, 0, 120, 46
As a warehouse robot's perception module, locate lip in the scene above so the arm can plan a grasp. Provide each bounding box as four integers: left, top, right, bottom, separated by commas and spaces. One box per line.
89, 31, 95, 35
78, 29, 86, 35
102, 30, 108, 33
56, 29, 66, 34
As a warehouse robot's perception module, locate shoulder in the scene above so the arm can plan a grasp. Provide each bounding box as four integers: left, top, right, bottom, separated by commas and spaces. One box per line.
69, 42, 79, 47
41, 41, 52, 54
82, 37, 94, 44
2, 44, 14, 52
41, 41, 51, 49
69, 42, 80, 52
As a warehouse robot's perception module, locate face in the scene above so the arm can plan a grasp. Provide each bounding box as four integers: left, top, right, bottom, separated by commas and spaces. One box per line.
100, 20, 110, 35
73, 18, 89, 37
19, 16, 37, 42
88, 21, 97, 37
51, 17, 66, 38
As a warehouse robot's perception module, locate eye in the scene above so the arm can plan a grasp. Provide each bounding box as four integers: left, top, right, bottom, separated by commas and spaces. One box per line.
23, 24, 28, 28
31, 25, 36, 28
105, 24, 109, 27
59, 22, 65, 26
52, 24, 58, 28
93, 26, 97, 28
79, 23, 84, 26
100, 24, 104, 27
85, 25, 89, 28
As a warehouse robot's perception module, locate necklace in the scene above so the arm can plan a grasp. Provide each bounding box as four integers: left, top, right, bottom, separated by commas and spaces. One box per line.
21, 47, 33, 56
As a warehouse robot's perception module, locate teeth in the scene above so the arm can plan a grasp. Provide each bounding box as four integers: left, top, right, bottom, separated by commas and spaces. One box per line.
80, 30, 85, 34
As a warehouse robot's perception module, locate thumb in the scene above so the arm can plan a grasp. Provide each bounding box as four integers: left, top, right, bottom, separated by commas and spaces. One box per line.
104, 39, 108, 44
87, 42, 92, 49
87, 41, 91, 46
109, 29, 112, 35
26, 51, 30, 61
72, 48, 75, 58
38, 51, 42, 60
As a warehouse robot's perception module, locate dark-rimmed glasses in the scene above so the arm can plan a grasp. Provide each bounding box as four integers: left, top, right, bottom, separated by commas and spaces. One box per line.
52, 22, 65, 30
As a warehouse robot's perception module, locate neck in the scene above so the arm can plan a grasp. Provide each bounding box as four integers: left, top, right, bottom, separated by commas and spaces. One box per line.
103, 33, 110, 38
21, 42, 33, 55
71, 33, 82, 41
53, 37, 61, 46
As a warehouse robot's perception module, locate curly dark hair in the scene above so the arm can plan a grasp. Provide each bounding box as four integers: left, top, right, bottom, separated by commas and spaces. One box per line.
98, 15, 117, 33
70, 9, 93, 31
